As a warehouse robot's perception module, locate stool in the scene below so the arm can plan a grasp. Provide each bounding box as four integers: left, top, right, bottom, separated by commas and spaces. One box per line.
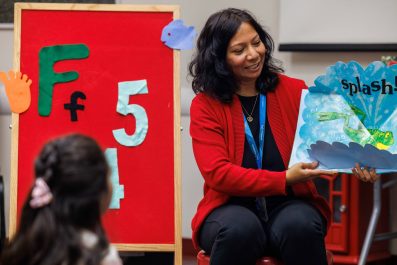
197, 250, 334, 265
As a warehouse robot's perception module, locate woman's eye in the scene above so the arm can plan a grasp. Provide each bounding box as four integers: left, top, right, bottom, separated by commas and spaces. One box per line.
253, 41, 261, 46
233, 49, 244, 54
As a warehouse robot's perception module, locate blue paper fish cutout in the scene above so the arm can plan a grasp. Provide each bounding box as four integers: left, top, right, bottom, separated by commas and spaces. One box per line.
161, 19, 196, 50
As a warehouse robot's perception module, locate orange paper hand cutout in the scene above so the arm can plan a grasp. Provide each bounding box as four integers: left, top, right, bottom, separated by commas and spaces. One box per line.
0, 70, 32, 113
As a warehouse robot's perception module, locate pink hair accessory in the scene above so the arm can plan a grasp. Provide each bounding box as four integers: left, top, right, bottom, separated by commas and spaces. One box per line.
29, 178, 53, 208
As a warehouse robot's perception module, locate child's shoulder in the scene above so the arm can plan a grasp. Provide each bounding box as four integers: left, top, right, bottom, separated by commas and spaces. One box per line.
81, 230, 123, 265
100, 245, 123, 265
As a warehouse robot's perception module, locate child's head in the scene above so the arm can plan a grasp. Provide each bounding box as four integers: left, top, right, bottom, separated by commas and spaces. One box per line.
31, 133, 110, 228
2, 134, 112, 265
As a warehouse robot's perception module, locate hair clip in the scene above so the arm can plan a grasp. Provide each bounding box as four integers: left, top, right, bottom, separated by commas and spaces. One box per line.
30, 178, 53, 208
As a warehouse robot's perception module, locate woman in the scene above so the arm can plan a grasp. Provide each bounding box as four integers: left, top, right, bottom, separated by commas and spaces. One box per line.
189, 8, 375, 265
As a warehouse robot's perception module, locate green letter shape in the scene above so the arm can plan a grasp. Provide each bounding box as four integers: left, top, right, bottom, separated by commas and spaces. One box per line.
38, 44, 89, 116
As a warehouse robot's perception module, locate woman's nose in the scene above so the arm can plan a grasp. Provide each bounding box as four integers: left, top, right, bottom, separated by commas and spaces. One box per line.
246, 45, 259, 60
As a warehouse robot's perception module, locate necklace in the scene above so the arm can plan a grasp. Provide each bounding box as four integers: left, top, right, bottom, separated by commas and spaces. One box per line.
241, 94, 259, 123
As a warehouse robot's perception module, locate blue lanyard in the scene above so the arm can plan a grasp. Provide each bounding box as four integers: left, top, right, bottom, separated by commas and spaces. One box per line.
243, 94, 266, 169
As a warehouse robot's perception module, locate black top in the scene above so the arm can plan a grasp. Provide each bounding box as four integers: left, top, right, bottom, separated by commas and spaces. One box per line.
229, 94, 294, 214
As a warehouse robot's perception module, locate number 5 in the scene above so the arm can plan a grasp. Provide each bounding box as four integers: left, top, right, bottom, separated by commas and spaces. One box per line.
112, 80, 148, 146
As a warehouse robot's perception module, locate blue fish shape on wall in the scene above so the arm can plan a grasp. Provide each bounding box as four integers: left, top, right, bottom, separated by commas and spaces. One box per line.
161, 19, 196, 50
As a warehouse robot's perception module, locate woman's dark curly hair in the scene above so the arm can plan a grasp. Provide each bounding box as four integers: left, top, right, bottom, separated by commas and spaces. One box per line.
1, 134, 110, 265
189, 8, 284, 103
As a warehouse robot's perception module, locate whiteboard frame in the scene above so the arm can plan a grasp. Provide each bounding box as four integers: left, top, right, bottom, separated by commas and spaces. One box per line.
10, 3, 181, 264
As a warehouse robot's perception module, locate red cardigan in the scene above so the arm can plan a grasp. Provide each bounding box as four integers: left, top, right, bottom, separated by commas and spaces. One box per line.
189, 74, 331, 249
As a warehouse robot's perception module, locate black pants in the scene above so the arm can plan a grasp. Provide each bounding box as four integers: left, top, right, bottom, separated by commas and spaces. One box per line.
198, 200, 327, 265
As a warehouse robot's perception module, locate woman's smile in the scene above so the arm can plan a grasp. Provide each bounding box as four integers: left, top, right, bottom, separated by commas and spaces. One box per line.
245, 59, 262, 71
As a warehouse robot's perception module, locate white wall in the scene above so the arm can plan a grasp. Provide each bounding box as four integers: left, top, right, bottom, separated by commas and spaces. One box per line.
279, 0, 397, 44
0, 115, 11, 235
1, 0, 397, 253
0, 25, 13, 236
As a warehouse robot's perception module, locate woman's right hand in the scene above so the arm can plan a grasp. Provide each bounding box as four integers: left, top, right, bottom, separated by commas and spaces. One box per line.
286, 161, 337, 185
352, 163, 379, 183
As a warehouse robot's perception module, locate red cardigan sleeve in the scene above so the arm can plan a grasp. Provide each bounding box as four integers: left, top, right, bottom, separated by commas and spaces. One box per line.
190, 94, 287, 197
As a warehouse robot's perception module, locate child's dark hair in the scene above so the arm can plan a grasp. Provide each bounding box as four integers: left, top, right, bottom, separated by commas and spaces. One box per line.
189, 8, 284, 103
1, 134, 110, 265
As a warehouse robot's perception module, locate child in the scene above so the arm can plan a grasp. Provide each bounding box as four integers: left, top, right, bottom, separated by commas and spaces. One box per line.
1, 134, 122, 265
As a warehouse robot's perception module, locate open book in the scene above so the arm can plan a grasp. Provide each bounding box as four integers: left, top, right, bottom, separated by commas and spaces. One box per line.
289, 61, 397, 173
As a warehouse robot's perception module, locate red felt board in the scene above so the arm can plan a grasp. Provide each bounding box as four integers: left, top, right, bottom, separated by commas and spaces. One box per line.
10, 3, 181, 252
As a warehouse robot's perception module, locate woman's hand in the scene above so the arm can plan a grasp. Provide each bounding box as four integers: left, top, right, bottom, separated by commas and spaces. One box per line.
286, 161, 337, 185
352, 163, 379, 183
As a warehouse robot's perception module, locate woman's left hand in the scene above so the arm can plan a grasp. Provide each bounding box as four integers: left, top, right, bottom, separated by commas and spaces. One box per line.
352, 163, 380, 183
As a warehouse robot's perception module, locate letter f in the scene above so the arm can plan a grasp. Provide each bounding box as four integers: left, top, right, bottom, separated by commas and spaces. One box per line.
38, 44, 89, 116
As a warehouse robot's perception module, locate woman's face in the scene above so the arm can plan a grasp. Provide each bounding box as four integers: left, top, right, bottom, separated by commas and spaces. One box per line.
226, 22, 266, 85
